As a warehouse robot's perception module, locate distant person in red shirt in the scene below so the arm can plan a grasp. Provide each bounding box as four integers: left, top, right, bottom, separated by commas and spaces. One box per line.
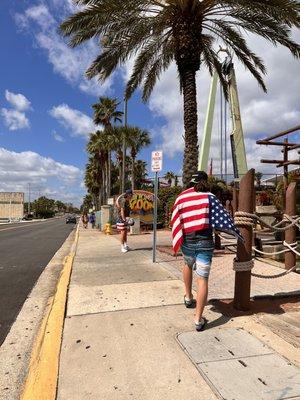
81, 213, 89, 229
116, 189, 133, 253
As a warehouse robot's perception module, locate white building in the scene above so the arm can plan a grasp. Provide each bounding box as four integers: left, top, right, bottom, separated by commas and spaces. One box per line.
0, 192, 24, 220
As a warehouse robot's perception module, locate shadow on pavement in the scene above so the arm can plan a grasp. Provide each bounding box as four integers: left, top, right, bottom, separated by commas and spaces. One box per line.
208, 294, 300, 317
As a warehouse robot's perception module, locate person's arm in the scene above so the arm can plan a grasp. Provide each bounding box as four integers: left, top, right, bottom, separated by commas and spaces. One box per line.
119, 197, 126, 221
120, 207, 126, 221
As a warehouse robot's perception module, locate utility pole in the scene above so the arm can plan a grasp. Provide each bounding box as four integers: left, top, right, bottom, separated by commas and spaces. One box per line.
9, 193, 12, 223
28, 183, 31, 214
121, 97, 128, 193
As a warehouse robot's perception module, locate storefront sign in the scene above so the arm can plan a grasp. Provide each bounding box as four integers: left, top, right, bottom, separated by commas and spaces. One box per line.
129, 190, 155, 224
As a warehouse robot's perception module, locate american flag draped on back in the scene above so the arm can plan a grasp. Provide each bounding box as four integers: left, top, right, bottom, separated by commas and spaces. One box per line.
171, 188, 243, 253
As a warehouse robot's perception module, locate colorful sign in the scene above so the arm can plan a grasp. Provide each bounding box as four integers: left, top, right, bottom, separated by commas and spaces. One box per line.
129, 190, 155, 224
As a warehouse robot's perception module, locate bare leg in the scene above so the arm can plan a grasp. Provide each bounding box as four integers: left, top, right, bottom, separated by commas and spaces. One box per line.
194, 277, 208, 323
120, 230, 126, 245
183, 264, 193, 300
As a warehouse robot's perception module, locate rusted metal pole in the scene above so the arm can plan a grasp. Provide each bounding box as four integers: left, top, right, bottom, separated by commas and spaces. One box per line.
234, 169, 255, 311
285, 182, 297, 270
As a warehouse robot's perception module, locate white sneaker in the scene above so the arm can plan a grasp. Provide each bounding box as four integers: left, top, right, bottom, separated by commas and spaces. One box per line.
121, 246, 128, 253
124, 244, 130, 250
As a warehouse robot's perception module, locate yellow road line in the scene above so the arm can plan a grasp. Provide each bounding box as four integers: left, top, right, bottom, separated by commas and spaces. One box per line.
20, 226, 79, 400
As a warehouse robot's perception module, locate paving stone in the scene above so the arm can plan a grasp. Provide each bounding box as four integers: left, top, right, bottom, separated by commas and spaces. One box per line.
177, 328, 272, 363
201, 354, 300, 400
177, 327, 300, 400
67, 279, 183, 316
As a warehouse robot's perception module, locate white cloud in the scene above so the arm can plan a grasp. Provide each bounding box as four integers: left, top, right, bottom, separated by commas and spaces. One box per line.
15, 3, 114, 97
5, 90, 31, 111
50, 104, 95, 138
144, 32, 300, 175
53, 131, 65, 142
0, 147, 83, 205
0, 109, 30, 131
15, 4, 55, 30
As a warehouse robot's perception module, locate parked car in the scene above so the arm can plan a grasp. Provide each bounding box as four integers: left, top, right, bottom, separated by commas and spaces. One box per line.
66, 215, 77, 224
22, 213, 34, 220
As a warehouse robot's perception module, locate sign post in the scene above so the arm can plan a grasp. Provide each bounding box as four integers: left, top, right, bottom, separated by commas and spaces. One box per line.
151, 150, 163, 263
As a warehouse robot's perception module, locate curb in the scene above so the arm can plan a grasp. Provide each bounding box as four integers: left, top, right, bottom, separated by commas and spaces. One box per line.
20, 226, 79, 400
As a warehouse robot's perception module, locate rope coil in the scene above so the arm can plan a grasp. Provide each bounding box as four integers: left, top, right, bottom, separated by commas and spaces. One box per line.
231, 211, 299, 279
251, 265, 297, 279
234, 211, 300, 231
233, 257, 298, 278
233, 258, 254, 272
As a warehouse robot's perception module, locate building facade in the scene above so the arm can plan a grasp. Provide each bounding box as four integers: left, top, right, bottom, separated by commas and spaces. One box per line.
0, 192, 24, 220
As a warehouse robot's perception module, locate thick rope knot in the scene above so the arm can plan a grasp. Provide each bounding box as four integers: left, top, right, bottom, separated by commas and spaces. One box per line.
233, 258, 254, 272
234, 211, 256, 227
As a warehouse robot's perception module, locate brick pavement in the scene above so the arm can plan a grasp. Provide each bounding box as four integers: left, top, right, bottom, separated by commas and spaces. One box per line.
126, 230, 300, 300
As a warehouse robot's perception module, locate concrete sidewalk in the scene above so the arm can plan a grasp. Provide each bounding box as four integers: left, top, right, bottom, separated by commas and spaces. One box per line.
57, 228, 300, 400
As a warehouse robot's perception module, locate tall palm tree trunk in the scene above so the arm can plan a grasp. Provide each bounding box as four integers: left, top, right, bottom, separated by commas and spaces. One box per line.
181, 69, 199, 187
105, 154, 109, 202
107, 150, 111, 198
131, 156, 135, 191
101, 167, 105, 206
117, 151, 123, 193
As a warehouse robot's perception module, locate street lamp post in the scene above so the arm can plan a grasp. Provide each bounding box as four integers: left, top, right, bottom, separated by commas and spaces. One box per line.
28, 183, 31, 214
121, 97, 128, 193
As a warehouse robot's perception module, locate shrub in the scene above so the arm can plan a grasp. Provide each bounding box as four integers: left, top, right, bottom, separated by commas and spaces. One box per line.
157, 186, 182, 228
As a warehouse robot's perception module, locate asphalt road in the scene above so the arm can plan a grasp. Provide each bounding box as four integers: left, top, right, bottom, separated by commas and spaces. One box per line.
0, 218, 76, 345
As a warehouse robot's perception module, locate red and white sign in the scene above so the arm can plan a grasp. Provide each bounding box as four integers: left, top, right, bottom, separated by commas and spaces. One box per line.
151, 150, 163, 172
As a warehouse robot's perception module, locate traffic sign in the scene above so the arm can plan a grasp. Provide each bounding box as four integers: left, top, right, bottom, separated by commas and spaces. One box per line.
151, 150, 163, 172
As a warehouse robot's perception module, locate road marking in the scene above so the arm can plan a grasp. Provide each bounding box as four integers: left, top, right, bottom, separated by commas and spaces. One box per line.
0, 220, 59, 232
20, 226, 79, 400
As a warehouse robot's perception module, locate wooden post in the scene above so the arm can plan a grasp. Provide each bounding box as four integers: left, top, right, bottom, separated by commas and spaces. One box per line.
232, 187, 239, 214
283, 138, 289, 209
215, 233, 221, 250
234, 169, 255, 311
285, 182, 296, 270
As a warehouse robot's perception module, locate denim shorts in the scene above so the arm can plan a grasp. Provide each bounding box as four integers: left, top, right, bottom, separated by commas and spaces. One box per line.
181, 239, 214, 279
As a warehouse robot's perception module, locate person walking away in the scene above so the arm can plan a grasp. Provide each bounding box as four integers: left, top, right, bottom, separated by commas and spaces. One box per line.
81, 212, 89, 229
116, 189, 133, 253
171, 171, 242, 331
89, 212, 96, 229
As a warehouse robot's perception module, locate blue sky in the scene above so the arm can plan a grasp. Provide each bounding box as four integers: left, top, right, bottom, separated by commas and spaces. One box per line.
0, 0, 178, 206
1, 1, 300, 206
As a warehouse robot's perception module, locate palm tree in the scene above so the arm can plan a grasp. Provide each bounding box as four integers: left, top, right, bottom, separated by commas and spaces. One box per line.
92, 97, 123, 197
125, 126, 151, 190
61, 1, 300, 186
87, 131, 109, 205
165, 171, 176, 186
107, 125, 150, 191
81, 194, 94, 213
134, 159, 148, 189
84, 157, 102, 208
102, 126, 124, 190
92, 97, 123, 127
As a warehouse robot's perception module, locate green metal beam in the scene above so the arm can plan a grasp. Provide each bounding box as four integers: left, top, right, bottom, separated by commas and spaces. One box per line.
228, 67, 248, 177
198, 72, 218, 171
